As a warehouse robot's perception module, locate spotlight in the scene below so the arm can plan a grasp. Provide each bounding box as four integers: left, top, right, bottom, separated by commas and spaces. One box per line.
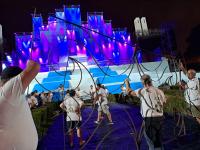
57, 36, 61, 43
122, 35, 125, 41
39, 58, 43, 63
128, 35, 131, 41
67, 30, 70, 35
112, 52, 115, 57
64, 35, 67, 41
6, 55, 11, 60
84, 39, 87, 45
29, 48, 32, 53
72, 30, 75, 35
108, 43, 111, 48
76, 45, 80, 51
19, 59, 22, 65
6, 56, 12, 62
22, 51, 25, 55
2, 63, 6, 70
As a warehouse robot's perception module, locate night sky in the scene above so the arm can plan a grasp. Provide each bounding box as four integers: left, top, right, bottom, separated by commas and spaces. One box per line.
1, 0, 200, 56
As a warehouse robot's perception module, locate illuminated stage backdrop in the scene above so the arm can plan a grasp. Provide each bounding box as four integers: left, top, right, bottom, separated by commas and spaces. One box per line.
12, 5, 134, 71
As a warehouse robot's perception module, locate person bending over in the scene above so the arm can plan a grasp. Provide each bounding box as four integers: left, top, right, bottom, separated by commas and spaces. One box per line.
125, 75, 166, 150
0, 60, 40, 150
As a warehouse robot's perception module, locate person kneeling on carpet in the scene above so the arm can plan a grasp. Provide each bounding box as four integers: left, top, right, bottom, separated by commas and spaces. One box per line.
60, 89, 85, 147
125, 75, 166, 150
94, 84, 114, 125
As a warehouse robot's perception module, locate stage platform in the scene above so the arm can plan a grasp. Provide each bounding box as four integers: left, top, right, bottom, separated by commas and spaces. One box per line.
27, 57, 200, 96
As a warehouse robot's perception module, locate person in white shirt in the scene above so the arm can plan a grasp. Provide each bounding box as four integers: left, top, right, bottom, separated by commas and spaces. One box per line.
89, 85, 95, 100
0, 60, 40, 150
102, 85, 109, 96
75, 87, 88, 100
60, 89, 85, 147
76, 87, 81, 98
58, 84, 64, 101
30, 92, 38, 108
120, 84, 127, 103
94, 84, 113, 125
125, 74, 166, 150
121, 85, 127, 96
47, 91, 53, 103
27, 94, 33, 108
64, 89, 70, 99
179, 62, 200, 124
40, 92, 47, 105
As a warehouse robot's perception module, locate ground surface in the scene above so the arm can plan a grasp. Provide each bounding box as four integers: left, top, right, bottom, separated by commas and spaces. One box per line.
38, 104, 200, 150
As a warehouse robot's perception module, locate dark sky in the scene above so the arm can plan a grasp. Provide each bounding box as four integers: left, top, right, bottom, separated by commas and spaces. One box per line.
1, 0, 200, 55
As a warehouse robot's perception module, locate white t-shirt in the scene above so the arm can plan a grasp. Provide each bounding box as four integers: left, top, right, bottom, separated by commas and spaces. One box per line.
63, 97, 84, 121
121, 86, 127, 96
0, 75, 38, 150
76, 90, 86, 98
184, 77, 200, 106
135, 86, 166, 118
47, 93, 53, 102
98, 88, 108, 105
31, 95, 38, 106
89, 87, 95, 95
105, 89, 109, 96
64, 94, 70, 100
41, 93, 47, 103
27, 97, 33, 106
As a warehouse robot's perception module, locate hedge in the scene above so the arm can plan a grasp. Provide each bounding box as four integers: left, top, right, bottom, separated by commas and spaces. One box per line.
164, 90, 187, 114
32, 102, 60, 139
112, 89, 188, 114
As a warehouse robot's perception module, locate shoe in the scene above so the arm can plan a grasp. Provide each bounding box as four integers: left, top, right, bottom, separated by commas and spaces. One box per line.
94, 121, 100, 124
79, 140, 86, 147
108, 122, 114, 125
70, 143, 74, 148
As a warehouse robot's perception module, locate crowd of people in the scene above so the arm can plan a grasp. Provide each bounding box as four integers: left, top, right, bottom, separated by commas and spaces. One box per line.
26, 90, 53, 109
1, 58, 200, 150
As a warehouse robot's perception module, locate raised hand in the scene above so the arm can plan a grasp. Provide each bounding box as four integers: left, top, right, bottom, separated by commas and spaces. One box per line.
125, 79, 130, 87
179, 61, 184, 71
178, 61, 187, 75
124, 79, 132, 93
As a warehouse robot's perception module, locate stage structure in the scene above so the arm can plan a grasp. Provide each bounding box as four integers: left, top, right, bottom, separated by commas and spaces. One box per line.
8, 5, 134, 71
133, 17, 177, 63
